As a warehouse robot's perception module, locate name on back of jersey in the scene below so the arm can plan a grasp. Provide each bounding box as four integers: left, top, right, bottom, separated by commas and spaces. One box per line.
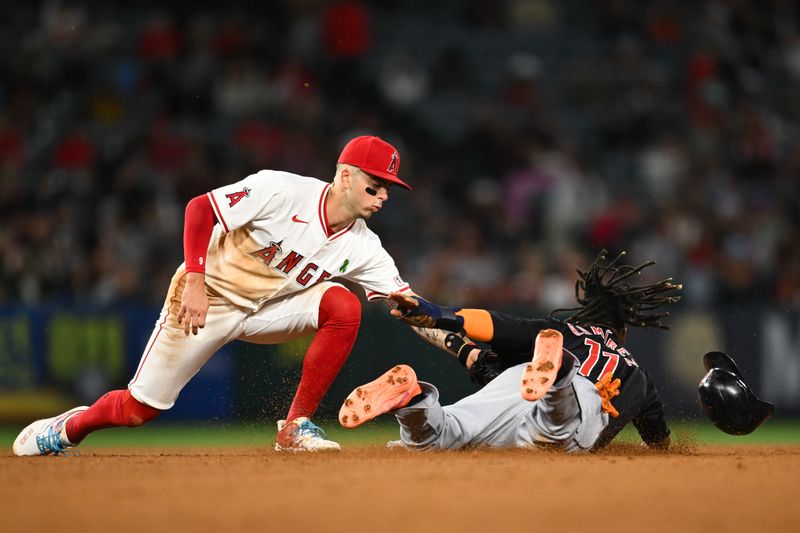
566, 322, 639, 379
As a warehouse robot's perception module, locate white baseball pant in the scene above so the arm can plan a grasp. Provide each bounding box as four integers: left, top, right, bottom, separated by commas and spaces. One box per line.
129, 267, 345, 410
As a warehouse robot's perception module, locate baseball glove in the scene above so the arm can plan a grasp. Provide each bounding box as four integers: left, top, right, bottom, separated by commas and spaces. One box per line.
468, 349, 505, 386
441, 331, 503, 386
392, 295, 465, 331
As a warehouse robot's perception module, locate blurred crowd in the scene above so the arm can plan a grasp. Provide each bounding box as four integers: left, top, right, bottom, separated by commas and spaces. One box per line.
1, 0, 799, 311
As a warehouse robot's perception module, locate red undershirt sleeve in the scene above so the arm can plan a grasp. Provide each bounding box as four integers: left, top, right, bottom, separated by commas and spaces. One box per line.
183, 194, 217, 273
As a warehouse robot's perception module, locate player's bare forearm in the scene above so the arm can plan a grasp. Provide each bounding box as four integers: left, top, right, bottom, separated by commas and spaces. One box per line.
178, 272, 209, 336
410, 326, 480, 368
411, 326, 451, 350
382, 294, 480, 365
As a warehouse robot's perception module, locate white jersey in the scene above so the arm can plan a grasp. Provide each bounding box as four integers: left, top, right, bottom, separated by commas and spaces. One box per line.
203, 170, 411, 311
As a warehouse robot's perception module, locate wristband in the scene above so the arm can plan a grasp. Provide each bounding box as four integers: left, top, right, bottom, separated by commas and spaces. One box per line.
444, 333, 477, 366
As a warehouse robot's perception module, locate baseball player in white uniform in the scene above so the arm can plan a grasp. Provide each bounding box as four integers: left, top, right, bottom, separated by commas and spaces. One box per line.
13, 135, 414, 455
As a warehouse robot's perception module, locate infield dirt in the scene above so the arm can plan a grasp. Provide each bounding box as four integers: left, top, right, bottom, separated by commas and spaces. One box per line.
2, 444, 798, 533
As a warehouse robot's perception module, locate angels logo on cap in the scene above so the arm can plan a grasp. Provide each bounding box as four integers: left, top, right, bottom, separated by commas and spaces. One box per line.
338, 136, 411, 190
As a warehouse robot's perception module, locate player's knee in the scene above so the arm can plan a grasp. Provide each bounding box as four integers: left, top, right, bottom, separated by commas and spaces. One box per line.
319, 286, 361, 327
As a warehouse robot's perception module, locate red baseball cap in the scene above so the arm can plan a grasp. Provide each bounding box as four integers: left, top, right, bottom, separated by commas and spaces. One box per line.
338, 136, 411, 190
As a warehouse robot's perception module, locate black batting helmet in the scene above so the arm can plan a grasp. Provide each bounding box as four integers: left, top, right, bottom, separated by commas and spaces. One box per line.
698, 351, 774, 436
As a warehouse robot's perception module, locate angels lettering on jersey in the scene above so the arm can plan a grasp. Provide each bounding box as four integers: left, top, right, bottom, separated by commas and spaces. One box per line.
205, 171, 411, 309
250, 239, 334, 287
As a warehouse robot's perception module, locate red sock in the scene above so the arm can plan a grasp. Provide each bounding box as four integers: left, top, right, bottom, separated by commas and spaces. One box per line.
65, 389, 161, 444
285, 286, 361, 422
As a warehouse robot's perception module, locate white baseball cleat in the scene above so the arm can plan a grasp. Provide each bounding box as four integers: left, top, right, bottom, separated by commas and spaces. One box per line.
12, 406, 89, 456
274, 417, 341, 452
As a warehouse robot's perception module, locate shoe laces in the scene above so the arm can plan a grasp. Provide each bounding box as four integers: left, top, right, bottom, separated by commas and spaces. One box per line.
36, 422, 64, 455
36, 420, 79, 456
295, 419, 329, 441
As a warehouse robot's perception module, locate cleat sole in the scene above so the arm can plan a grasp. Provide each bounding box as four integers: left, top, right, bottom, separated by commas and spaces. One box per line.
339, 364, 421, 429
520, 329, 564, 401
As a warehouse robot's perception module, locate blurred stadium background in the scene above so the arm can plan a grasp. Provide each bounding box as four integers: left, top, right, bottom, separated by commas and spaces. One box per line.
0, 0, 798, 434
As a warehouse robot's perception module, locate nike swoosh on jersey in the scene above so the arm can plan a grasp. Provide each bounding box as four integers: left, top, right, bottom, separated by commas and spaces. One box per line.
291, 215, 309, 224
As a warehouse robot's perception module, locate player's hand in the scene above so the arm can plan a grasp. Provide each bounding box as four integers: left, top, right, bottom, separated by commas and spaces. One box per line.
388, 292, 438, 327
388, 292, 419, 318
388, 292, 463, 331
468, 350, 504, 385
177, 273, 209, 336
595, 372, 621, 418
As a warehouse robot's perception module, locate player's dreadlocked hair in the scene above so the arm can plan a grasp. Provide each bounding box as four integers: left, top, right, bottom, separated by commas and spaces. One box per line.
550, 250, 682, 333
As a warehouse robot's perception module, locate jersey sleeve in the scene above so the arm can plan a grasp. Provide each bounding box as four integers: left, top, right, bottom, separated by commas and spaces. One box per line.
489, 311, 558, 356
207, 171, 285, 232
346, 244, 411, 301
475, 312, 560, 368
631, 370, 671, 446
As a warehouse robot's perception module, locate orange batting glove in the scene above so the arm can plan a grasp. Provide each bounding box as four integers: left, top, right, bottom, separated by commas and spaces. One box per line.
595, 372, 621, 418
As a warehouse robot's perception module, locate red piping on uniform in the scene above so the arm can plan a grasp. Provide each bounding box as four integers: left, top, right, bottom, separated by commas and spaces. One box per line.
366, 285, 410, 300
207, 192, 229, 233
130, 318, 165, 385
317, 183, 356, 240
131, 269, 187, 385
328, 221, 356, 241
318, 184, 331, 236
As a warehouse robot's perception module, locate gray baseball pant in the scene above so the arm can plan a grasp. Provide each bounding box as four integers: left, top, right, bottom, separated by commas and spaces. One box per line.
394, 355, 607, 453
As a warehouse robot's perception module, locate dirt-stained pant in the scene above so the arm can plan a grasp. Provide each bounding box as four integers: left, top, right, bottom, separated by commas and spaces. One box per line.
394, 354, 608, 453
129, 266, 345, 410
